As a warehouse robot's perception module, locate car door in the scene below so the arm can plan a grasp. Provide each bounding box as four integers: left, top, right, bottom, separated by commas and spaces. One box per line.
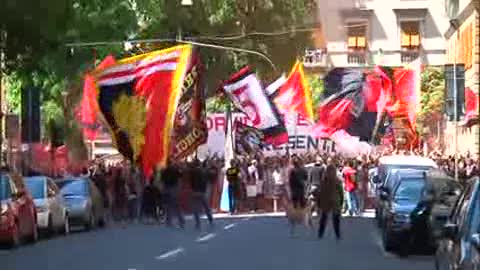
449, 183, 475, 269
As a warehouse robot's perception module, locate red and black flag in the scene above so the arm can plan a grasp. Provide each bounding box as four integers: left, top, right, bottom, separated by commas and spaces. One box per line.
77, 55, 116, 141
170, 51, 208, 160
222, 67, 288, 146
314, 68, 375, 140
92, 45, 192, 177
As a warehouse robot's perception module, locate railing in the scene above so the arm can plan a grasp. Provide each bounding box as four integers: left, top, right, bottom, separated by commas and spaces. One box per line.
401, 48, 420, 63
347, 49, 367, 65
303, 49, 328, 67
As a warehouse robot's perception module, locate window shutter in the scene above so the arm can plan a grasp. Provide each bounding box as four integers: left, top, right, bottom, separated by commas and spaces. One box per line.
401, 32, 411, 47
357, 36, 366, 48
410, 34, 420, 47
348, 36, 357, 47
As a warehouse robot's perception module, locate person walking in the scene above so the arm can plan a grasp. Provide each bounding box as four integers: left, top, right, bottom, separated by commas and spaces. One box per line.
343, 160, 359, 216
226, 159, 241, 215
189, 160, 214, 230
317, 164, 344, 240
161, 160, 185, 228
289, 156, 308, 209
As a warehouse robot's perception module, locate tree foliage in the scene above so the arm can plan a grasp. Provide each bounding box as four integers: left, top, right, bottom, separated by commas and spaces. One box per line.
417, 67, 445, 135
3, 0, 316, 147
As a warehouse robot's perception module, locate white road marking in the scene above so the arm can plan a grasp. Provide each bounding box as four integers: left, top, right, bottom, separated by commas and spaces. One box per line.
196, 233, 216, 242
224, 223, 236, 230
155, 247, 185, 260
242, 217, 252, 221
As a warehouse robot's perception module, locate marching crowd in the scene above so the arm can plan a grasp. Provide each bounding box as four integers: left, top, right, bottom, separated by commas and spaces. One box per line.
84, 149, 479, 232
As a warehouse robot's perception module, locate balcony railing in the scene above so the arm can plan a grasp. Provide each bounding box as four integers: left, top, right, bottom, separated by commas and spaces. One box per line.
303, 49, 328, 68
347, 49, 367, 65
401, 48, 420, 63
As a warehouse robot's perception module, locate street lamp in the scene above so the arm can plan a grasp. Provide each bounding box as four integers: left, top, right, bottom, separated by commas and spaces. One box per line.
178, 0, 193, 41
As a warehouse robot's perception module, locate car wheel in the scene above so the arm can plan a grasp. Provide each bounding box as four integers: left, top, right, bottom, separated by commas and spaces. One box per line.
46, 215, 54, 237
62, 215, 70, 235
382, 228, 395, 252
29, 223, 39, 243
9, 224, 21, 248
85, 211, 95, 231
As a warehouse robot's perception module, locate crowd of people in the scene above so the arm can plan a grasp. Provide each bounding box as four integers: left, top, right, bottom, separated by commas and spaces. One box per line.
82, 148, 479, 234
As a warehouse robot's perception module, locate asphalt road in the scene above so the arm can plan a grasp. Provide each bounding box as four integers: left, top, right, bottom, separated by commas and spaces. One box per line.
1, 214, 434, 270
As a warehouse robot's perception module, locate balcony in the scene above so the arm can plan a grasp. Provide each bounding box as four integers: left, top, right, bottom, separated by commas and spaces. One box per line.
401, 47, 420, 63
347, 49, 367, 65
303, 49, 328, 68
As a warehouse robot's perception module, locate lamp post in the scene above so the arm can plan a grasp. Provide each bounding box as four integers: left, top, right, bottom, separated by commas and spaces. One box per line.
178, 0, 193, 41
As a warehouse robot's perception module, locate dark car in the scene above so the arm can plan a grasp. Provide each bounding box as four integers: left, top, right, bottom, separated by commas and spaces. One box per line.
410, 169, 463, 250
377, 169, 426, 228
435, 177, 480, 270
381, 170, 426, 253
0, 172, 38, 247
57, 177, 105, 230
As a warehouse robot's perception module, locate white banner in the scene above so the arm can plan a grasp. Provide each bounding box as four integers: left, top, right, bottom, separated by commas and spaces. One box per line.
197, 113, 335, 159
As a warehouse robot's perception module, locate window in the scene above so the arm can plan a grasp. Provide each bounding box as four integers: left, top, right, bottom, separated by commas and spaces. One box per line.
347, 24, 367, 49
400, 21, 421, 63
400, 21, 421, 48
347, 22, 367, 64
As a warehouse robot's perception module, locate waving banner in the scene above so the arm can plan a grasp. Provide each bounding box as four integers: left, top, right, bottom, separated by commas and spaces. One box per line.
170, 51, 207, 160
93, 45, 192, 177
222, 67, 287, 145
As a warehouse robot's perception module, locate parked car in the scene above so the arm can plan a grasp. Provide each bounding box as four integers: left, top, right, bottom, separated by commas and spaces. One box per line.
435, 177, 480, 270
57, 177, 105, 230
0, 172, 38, 247
381, 170, 427, 253
24, 176, 70, 236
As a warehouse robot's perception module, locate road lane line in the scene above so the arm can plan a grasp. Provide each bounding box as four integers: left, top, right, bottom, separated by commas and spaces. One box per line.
224, 223, 236, 230
155, 247, 185, 260
196, 233, 216, 242
242, 217, 252, 221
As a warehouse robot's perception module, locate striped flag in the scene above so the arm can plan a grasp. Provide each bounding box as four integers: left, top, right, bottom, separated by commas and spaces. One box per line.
92, 45, 192, 177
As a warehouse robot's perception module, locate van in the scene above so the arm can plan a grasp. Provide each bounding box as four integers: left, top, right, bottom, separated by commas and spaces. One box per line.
374, 155, 438, 185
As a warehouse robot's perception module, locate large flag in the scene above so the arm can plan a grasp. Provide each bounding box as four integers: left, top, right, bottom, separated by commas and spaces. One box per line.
93, 45, 192, 176
222, 66, 288, 145
464, 87, 479, 127
170, 51, 208, 160
391, 59, 422, 129
78, 55, 116, 140
269, 61, 314, 122
313, 68, 366, 138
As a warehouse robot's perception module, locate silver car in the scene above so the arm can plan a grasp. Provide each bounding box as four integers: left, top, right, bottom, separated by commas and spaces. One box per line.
24, 176, 69, 235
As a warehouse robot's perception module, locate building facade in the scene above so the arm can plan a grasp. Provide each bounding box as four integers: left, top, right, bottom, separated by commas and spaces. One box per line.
304, 0, 450, 71
443, 0, 480, 157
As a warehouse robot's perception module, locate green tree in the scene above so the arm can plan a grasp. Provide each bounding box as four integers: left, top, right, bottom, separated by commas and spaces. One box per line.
136, 0, 316, 91
417, 67, 445, 136
307, 74, 324, 114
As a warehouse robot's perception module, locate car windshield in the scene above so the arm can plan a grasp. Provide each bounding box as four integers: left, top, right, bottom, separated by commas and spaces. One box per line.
24, 178, 46, 199
0, 175, 11, 200
58, 180, 88, 196
394, 179, 425, 203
